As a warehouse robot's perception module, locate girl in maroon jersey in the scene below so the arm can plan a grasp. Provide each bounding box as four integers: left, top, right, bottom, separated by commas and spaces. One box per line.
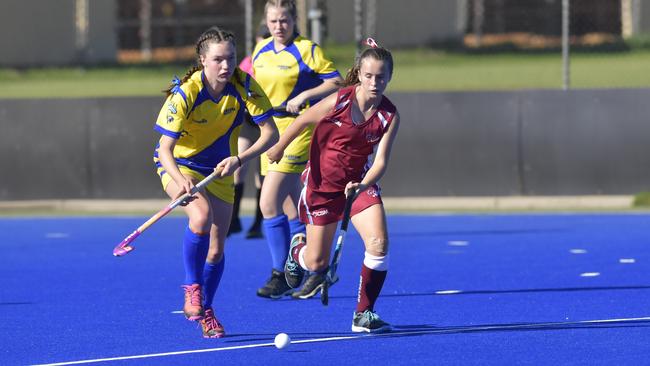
266, 38, 399, 333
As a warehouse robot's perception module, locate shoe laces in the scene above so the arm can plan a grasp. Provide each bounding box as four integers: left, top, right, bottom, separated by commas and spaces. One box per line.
183, 285, 202, 306
203, 309, 221, 330
362, 310, 380, 323
286, 260, 299, 272
303, 273, 324, 288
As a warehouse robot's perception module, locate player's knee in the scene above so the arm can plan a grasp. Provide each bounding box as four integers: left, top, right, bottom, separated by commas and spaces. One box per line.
258, 196, 278, 217
304, 256, 328, 272
363, 251, 390, 271
206, 250, 223, 263
365, 236, 389, 257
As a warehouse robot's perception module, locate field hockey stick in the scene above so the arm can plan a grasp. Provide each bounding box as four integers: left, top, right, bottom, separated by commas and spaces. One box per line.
321, 191, 357, 306
112, 167, 223, 257
273, 106, 301, 117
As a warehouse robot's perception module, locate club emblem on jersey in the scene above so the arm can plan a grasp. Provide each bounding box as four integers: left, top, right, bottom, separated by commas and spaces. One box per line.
311, 208, 329, 217
366, 133, 380, 143
167, 102, 177, 115
166, 115, 174, 123
366, 187, 379, 197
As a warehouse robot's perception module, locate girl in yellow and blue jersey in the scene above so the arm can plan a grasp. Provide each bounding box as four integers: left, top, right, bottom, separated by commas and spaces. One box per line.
153, 26, 278, 338
252, 0, 343, 299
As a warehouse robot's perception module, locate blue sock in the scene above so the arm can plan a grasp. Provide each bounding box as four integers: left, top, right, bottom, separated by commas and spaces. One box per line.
183, 227, 210, 285
263, 214, 290, 271
203, 256, 225, 308
289, 218, 306, 238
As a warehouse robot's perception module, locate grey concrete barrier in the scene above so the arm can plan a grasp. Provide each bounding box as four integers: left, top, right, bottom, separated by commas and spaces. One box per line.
1, 89, 649, 200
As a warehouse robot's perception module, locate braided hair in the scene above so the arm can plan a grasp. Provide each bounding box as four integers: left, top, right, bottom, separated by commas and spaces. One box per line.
342, 38, 394, 87
163, 26, 239, 96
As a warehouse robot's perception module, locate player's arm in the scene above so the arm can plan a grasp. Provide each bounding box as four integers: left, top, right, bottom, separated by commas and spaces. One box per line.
157, 135, 194, 195
347, 111, 401, 195
217, 77, 280, 175
285, 44, 342, 113
231, 116, 279, 169
285, 77, 342, 114
266, 91, 338, 163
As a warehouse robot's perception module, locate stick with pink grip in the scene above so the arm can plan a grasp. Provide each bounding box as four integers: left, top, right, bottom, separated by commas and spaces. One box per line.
112, 167, 223, 257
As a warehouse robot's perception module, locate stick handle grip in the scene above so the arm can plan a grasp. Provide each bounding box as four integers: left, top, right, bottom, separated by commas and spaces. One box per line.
169, 167, 223, 209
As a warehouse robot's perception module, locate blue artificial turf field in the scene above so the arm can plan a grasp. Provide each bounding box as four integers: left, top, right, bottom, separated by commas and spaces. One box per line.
2, 213, 650, 365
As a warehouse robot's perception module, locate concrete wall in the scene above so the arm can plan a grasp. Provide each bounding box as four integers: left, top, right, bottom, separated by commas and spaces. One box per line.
0, 0, 116, 66
1, 89, 650, 200
325, 0, 464, 47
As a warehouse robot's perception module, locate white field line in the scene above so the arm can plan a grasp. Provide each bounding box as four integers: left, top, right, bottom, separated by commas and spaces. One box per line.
32, 316, 650, 366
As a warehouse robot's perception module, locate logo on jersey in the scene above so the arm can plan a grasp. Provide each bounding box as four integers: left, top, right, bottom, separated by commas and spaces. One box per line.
223, 107, 236, 115
192, 118, 208, 124
167, 102, 177, 115
311, 208, 329, 217
366, 186, 379, 197
166, 115, 174, 124
366, 133, 381, 143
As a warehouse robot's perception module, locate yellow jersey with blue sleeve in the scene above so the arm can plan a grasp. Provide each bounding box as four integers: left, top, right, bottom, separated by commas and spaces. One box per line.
252, 35, 340, 175
153, 69, 273, 203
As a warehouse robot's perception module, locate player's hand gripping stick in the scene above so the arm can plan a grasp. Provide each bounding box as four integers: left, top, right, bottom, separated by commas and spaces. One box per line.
112, 167, 223, 257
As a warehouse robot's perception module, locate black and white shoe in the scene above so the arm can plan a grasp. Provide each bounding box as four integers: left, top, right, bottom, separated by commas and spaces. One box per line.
291, 271, 339, 299
256, 269, 293, 299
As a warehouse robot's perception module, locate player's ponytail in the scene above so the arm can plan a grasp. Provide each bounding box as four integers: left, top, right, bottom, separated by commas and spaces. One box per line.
163, 26, 237, 96
342, 38, 394, 87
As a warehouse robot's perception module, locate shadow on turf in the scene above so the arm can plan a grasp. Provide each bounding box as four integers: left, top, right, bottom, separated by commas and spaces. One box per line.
217, 318, 650, 345
389, 318, 650, 337
318, 285, 650, 300
0, 302, 33, 306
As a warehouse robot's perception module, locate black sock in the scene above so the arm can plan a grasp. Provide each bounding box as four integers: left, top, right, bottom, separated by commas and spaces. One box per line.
232, 183, 244, 223
251, 186, 263, 229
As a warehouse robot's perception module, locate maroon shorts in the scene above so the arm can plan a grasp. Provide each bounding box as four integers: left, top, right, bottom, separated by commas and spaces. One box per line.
299, 184, 383, 226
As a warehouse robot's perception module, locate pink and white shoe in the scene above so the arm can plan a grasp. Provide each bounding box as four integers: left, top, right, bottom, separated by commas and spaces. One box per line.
182, 284, 204, 321
200, 308, 225, 338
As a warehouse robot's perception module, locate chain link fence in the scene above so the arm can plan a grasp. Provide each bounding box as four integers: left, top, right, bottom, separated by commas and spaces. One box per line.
46, 0, 650, 90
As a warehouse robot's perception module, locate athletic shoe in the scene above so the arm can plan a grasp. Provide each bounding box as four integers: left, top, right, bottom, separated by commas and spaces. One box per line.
182, 284, 204, 321
291, 271, 339, 299
284, 233, 306, 288
351, 310, 392, 333
200, 307, 225, 338
256, 269, 293, 299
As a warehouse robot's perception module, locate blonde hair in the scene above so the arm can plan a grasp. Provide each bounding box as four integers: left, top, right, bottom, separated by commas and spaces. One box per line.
264, 0, 299, 35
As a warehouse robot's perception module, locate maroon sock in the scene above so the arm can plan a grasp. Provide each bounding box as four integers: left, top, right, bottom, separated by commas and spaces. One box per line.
356, 263, 387, 313
290, 241, 306, 263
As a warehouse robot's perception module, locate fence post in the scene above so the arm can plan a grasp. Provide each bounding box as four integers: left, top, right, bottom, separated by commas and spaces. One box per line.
562, 0, 570, 90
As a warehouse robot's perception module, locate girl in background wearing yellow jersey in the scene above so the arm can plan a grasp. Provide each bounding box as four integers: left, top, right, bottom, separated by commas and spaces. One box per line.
253, 0, 342, 299
154, 27, 278, 338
